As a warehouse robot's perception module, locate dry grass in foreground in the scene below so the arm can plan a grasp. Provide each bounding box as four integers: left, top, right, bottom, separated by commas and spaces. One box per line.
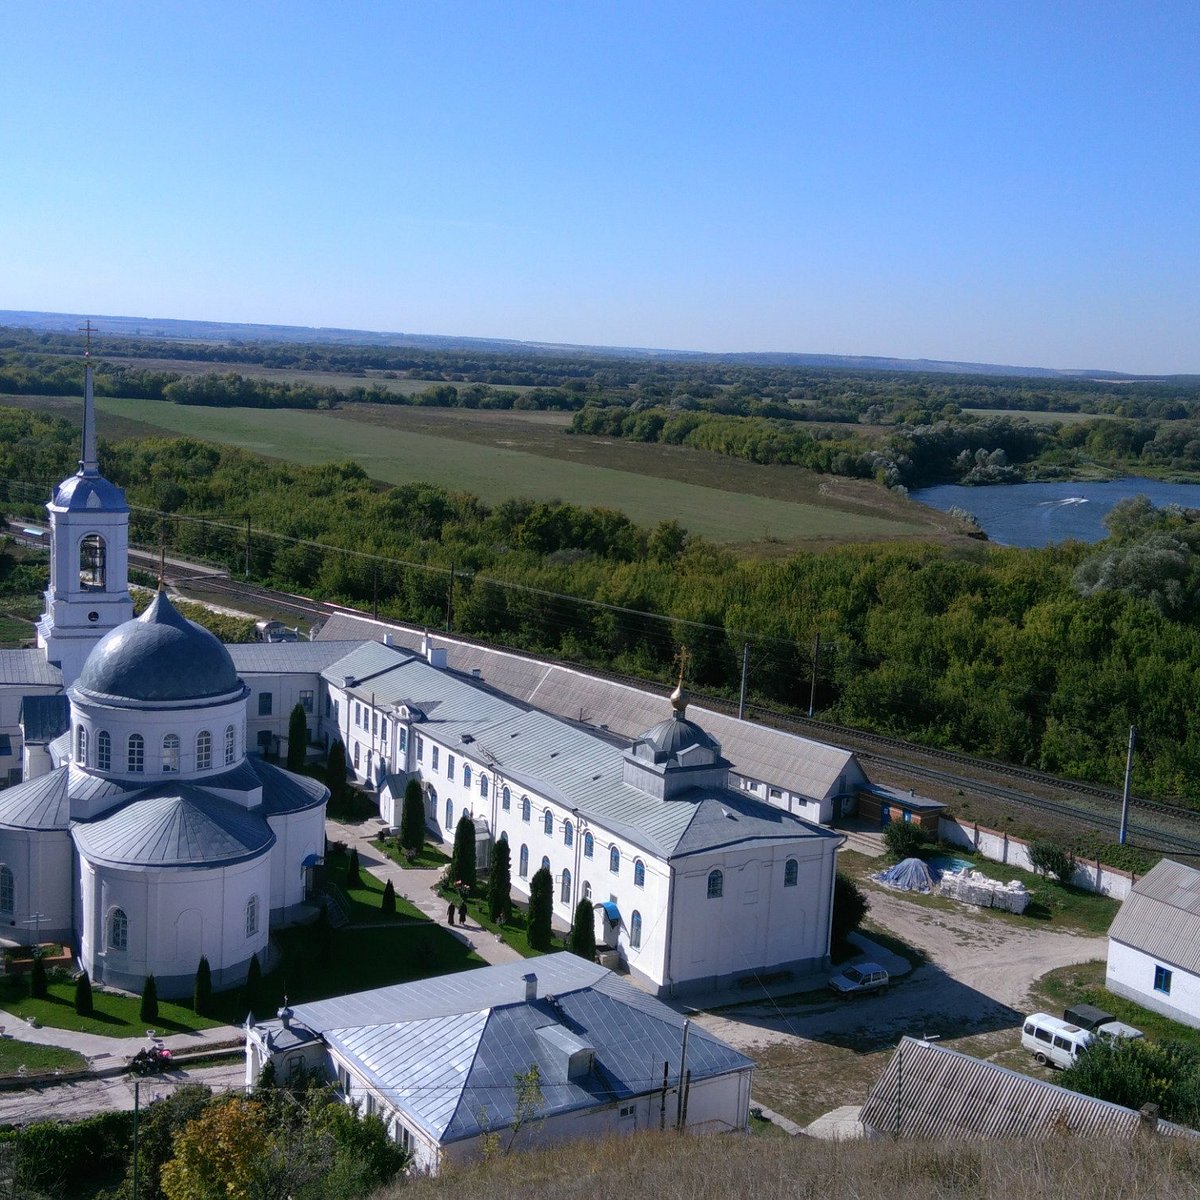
377, 1130, 1200, 1200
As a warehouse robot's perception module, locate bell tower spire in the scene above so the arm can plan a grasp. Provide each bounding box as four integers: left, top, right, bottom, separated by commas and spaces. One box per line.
79, 319, 98, 475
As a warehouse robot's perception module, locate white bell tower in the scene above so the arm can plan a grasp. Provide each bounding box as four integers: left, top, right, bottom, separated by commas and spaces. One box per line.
36, 324, 133, 686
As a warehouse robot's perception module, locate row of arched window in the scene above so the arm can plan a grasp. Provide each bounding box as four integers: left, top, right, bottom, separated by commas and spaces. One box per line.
703, 860, 800, 900
106, 895, 260, 953
76, 725, 238, 773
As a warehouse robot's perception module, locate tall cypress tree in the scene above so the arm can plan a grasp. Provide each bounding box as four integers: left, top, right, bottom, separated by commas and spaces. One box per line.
244, 953, 262, 1014
528, 866, 553, 952
193, 957, 212, 1017
488, 838, 511, 922
141, 974, 159, 1022
399, 778, 425, 853
29, 952, 47, 1000
325, 740, 347, 801
450, 812, 477, 891
569, 899, 596, 961
286, 703, 308, 771
74, 969, 94, 1016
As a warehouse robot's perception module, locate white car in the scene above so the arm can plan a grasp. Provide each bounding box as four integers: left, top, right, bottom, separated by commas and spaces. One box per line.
829, 962, 889, 997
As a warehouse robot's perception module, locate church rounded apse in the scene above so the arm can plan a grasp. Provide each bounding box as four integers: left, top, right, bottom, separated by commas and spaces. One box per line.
0, 352, 328, 998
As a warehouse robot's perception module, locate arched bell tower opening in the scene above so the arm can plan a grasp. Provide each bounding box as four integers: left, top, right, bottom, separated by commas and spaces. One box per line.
79, 534, 107, 591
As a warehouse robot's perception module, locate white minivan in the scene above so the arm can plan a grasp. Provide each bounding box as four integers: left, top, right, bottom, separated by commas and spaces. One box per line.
1021, 1012, 1095, 1069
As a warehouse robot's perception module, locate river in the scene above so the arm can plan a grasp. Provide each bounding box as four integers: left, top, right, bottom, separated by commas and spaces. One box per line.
911, 477, 1200, 548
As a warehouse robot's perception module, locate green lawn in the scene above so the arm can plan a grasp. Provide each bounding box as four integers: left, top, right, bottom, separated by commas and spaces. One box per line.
841, 846, 1119, 936
0, 1037, 87, 1076
439, 885, 566, 959
83, 396, 927, 547
1033, 960, 1200, 1049
326, 850, 428, 922
372, 837, 451, 871
0, 976, 222, 1035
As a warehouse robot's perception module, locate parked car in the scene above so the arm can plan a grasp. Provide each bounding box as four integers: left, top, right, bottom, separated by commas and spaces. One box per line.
829, 962, 889, 997
1022, 1012, 1094, 1069
1063, 1003, 1143, 1040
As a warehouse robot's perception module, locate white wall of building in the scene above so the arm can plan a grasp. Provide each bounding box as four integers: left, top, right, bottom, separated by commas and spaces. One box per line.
1106, 939, 1200, 1029
0, 825, 73, 944
265, 805, 326, 918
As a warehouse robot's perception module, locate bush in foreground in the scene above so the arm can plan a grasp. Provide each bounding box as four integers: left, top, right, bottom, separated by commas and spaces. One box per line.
883, 821, 930, 860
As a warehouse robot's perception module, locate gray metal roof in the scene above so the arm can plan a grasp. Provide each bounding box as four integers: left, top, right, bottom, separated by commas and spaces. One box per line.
282, 953, 752, 1145
0, 649, 63, 687
859, 782, 947, 812
315, 614, 860, 800
1109, 859, 1200, 973
76, 591, 241, 703
860, 1037, 1199, 1140
0, 765, 71, 830
72, 784, 275, 867
320, 640, 414, 688
51, 471, 128, 513
226, 641, 365, 674
19, 694, 69, 742
249, 757, 329, 815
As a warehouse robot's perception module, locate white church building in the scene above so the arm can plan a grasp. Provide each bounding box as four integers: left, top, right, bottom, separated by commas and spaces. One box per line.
0, 345, 853, 999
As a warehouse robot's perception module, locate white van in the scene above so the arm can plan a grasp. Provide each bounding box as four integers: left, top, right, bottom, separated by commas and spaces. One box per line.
1021, 1012, 1095, 1069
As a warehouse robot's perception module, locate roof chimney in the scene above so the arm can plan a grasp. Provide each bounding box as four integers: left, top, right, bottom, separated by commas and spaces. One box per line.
383, 633, 394, 647
1139, 1103, 1160, 1134
523, 972, 538, 1002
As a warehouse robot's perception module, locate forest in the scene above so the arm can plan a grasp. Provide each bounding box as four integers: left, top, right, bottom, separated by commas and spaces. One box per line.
3, 405, 1200, 807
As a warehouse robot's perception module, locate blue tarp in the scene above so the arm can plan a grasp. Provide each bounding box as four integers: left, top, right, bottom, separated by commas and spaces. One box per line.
875, 857, 936, 893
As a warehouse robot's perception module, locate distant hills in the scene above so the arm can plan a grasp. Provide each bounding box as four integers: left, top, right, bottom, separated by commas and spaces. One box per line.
0, 308, 1161, 380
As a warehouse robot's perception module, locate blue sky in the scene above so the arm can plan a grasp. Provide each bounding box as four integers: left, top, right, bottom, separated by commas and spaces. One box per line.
2, 2, 1196, 373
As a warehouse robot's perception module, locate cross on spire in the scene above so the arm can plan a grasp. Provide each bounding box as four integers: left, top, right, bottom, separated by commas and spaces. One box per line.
78, 320, 98, 475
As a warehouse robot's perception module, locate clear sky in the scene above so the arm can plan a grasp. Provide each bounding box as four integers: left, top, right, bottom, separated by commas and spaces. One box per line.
2, 2, 1197, 373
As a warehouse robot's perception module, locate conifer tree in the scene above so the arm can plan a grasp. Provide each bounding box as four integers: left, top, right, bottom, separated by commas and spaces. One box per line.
286, 703, 308, 772
381, 879, 396, 915
347, 847, 361, 887
528, 866, 553, 952
399, 778, 425, 853
141, 974, 159, 1022
450, 812, 477, 891
193, 957, 212, 1017
569, 899, 596, 961
488, 838, 512, 923
325, 739, 347, 801
74, 969, 94, 1016
245, 953, 262, 1013
29, 952, 47, 1000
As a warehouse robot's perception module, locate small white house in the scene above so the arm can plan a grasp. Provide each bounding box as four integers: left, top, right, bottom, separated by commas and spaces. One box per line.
1107, 858, 1200, 1028
245, 952, 754, 1175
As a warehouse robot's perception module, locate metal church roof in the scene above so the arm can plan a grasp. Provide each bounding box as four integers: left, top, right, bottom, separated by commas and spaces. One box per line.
0, 765, 71, 830
861, 1037, 1198, 1140
72, 784, 275, 867
0, 649, 63, 687
249, 757, 329, 814
1108, 859, 1200, 974
19, 694, 69, 742
226, 641, 365, 674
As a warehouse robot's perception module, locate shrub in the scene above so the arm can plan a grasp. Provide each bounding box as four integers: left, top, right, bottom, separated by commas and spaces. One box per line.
883, 821, 929, 860
193, 957, 212, 1017
450, 812, 477, 891
140, 974, 159, 1023
347, 847, 361, 887
831, 872, 869, 952
30, 952, 47, 1000
381, 879, 396, 915
325, 739, 347, 800
528, 866, 554, 952
74, 969, 94, 1017
1029, 840, 1077, 885
286, 703, 308, 771
399, 778, 425, 853
488, 839, 512, 923
569, 899, 596, 961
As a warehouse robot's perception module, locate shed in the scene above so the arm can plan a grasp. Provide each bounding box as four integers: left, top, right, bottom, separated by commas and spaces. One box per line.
854, 782, 945, 831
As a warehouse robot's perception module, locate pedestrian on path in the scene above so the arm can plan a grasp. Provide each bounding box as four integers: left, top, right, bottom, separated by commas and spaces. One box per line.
447, 901, 456, 926
457, 901, 468, 926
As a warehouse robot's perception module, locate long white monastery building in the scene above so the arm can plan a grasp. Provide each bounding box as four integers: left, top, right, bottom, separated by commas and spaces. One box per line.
0, 349, 854, 998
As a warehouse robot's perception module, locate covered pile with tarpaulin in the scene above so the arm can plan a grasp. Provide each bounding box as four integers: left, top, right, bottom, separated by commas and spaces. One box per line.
939, 868, 1029, 914
873, 857, 936, 894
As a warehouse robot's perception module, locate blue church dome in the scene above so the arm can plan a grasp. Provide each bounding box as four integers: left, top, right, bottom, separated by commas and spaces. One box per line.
52, 471, 128, 513
75, 590, 241, 702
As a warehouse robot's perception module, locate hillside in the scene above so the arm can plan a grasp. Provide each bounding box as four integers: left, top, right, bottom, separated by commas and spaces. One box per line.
376, 1129, 1200, 1200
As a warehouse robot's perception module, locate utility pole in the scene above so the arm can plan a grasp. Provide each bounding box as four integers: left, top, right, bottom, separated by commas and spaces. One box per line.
737, 641, 750, 720
244, 514, 252, 578
1119, 725, 1136, 846
445, 561, 455, 633
675, 1019, 691, 1131
132, 1080, 140, 1200
808, 633, 821, 718
372, 563, 379, 620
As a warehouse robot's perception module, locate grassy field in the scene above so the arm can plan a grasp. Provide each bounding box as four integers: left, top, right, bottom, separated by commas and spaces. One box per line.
0, 976, 222, 1035
0, 1037, 87, 1076
963, 407, 1117, 425
72, 395, 934, 548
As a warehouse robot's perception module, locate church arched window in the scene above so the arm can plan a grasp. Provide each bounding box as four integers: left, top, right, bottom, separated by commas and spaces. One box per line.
541, 855, 550, 873
522, 796, 531, 823
76, 725, 88, 765
631, 910, 642, 949
97, 730, 111, 771
519, 844, 529, 879
445, 799, 453, 831
109, 907, 128, 951
564, 820, 573, 847
225, 724, 236, 766
609, 846, 620, 875
127, 734, 144, 774
480, 775, 489, 798
561, 867, 572, 904
162, 733, 180, 773
79, 533, 107, 590
784, 858, 798, 888
245, 895, 259, 938
584, 832, 594, 859
543, 809, 553, 836
707, 869, 724, 900
463, 764, 471, 789
196, 730, 212, 771
583, 880, 592, 901
634, 858, 645, 888
0, 866, 13, 914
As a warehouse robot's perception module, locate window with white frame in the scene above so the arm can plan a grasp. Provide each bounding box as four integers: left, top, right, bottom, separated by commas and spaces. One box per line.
196, 730, 212, 770
0, 866, 13, 913
480, 774, 488, 798
447, 755, 455, 781
584, 832, 594, 858
609, 846, 620, 874
109, 907, 129, 951
561, 867, 572, 904
245, 895, 259, 938
784, 858, 798, 887
519, 844, 529, 878
162, 733, 180, 773
76, 725, 87, 765
707, 869, 724, 899
128, 733, 144, 773
634, 859, 645, 888
416, 735, 424, 762
564, 820, 573, 847
541, 855, 550, 873
300, 689, 314, 714
399, 727, 407, 753
446, 799, 453, 829
97, 730, 111, 771
631, 910, 642, 949
583, 881, 592, 900
522, 796, 531, 822
225, 724, 236, 765
543, 809, 553, 836
463, 764, 471, 788
431, 745, 439, 771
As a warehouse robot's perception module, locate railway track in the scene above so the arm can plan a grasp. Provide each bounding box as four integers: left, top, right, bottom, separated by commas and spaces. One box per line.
168, 568, 1200, 858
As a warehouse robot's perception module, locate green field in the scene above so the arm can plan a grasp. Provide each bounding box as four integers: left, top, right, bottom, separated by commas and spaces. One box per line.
963, 407, 1117, 425
71, 396, 933, 547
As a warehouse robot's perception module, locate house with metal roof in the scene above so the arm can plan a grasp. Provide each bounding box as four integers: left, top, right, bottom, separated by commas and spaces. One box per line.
860, 1036, 1198, 1140
1107, 858, 1200, 1028
245, 952, 755, 1174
